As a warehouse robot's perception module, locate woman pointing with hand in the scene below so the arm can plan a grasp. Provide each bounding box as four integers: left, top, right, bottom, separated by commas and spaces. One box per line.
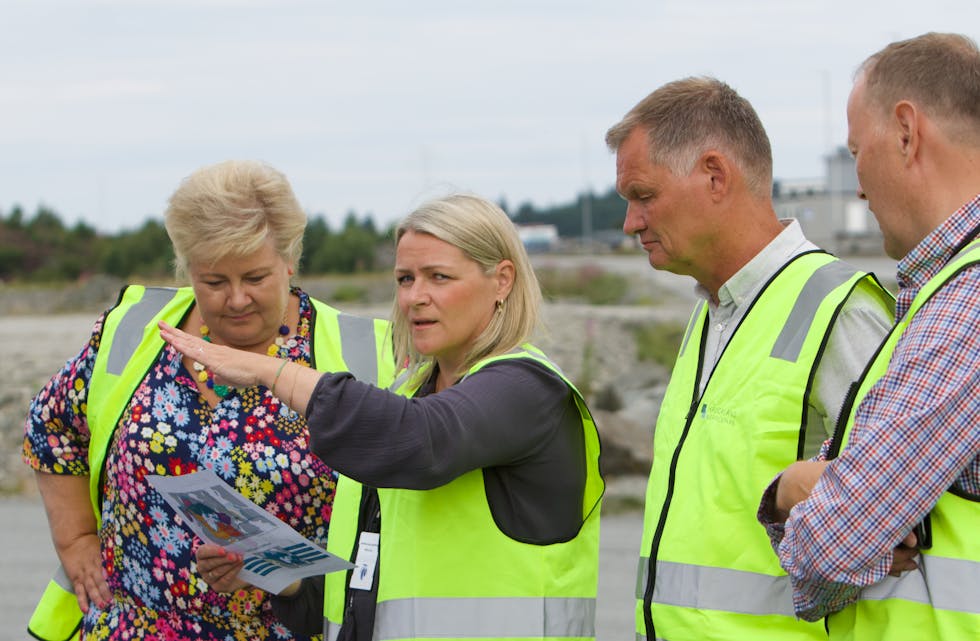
162, 194, 604, 641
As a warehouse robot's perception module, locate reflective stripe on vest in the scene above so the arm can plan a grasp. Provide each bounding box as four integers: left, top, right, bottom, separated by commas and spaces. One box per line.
636, 558, 796, 617
853, 554, 980, 610
770, 259, 871, 361
373, 596, 596, 640
336, 312, 387, 384
826, 239, 980, 640
104, 287, 179, 375
324, 345, 603, 641
637, 251, 893, 641
88, 286, 186, 518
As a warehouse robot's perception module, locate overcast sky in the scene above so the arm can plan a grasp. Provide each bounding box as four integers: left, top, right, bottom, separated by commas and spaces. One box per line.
2, 1, 976, 233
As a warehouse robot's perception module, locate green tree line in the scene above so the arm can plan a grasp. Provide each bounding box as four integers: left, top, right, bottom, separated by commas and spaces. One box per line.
509, 187, 627, 237
0, 189, 626, 283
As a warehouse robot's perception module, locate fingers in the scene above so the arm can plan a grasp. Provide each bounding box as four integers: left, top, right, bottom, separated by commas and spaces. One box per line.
63, 533, 111, 613
889, 538, 921, 576
196, 543, 232, 562
901, 531, 917, 548
196, 545, 249, 592
69, 562, 110, 613
76, 567, 113, 612
889, 557, 919, 576
158, 321, 201, 358
200, 558, 248, 592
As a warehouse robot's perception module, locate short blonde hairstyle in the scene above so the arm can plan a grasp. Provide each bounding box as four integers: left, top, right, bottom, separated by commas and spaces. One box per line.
164, 160, 307, 281
857, 32, 980, 146
605, 76, 773, 199
391, 194, 541, 379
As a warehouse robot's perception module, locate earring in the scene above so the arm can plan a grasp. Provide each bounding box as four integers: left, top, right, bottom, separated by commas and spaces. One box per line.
495, 299, 505, 312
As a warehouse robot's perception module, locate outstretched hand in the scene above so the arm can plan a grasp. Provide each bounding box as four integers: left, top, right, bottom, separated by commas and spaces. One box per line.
159, 321, 267, 389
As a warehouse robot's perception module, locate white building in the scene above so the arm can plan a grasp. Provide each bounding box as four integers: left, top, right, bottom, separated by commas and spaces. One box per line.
774, 147, 884, 255
516, 223, 559, 253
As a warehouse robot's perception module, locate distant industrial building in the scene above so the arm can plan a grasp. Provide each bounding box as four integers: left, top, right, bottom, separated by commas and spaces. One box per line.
774, 147, 884, 255
516, 223, 560, 253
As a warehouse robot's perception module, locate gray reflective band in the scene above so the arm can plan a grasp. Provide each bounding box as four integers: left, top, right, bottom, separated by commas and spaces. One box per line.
636, 558, 796, 617
389, 369, 411, 391
107, 288, 178, 375
337, 313, 379, 383
856, 555, 980, 613
53, 564, 74, 592
771, 260, 859, 362
373, 596, 596, 639
679, 301, 705, 358
322, 619, 339, 641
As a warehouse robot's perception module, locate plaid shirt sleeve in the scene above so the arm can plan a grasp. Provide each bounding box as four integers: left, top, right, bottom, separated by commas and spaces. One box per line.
770, 265, 980, 621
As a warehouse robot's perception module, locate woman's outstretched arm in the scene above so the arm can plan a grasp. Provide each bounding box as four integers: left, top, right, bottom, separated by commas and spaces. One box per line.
158, 321, 323, 415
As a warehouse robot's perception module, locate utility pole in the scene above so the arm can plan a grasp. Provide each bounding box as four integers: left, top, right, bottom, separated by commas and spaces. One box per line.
581, 134, 593, 253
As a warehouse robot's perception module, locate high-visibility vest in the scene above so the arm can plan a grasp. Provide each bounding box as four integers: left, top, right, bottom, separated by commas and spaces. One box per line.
28, 285, 394, 641
824, 239, 980, 641
636, 251, 894, 641
323, 345, 604, 641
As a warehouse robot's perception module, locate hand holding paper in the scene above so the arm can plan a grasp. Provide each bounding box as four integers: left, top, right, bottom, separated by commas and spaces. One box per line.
148, 469, 352, 594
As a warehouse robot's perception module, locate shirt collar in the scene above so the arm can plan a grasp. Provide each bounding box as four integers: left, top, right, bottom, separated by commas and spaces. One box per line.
696, 219, 813, 309
895, 193, 980, 316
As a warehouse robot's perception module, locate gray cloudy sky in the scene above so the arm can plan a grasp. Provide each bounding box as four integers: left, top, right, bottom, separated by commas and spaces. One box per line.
1, 0, 976, 232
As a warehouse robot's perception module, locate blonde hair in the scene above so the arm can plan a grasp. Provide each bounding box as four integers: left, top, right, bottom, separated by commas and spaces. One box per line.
857, 32, 980, 146
391, 194, 541, 379
605, 76, 773, 199
164, 160, 307, 281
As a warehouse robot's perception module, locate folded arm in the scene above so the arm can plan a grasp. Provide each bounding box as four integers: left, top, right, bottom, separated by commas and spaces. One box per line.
764, 277, 980, 620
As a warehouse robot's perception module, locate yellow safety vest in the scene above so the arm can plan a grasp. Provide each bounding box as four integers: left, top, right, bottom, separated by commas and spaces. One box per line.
324, 345, 604, 641
28, 285, 393, 641
636, 252, 894, 641
825, 239, 980, 641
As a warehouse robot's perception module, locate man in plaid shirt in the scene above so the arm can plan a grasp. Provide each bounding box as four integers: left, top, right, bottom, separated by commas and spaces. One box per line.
759, 32, 980, 639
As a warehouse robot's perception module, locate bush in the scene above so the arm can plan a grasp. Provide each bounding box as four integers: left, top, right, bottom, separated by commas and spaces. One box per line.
632, 321, 686, 369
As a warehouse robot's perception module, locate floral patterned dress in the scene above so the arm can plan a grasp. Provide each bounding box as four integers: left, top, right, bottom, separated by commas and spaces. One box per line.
23, 289, 335, 641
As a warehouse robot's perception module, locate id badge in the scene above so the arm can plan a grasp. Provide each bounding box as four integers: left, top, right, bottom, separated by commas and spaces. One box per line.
349, 531, 380, 591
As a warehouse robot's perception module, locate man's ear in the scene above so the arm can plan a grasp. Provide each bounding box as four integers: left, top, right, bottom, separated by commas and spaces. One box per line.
700, 151, 730, 201
894, 100, 920, 166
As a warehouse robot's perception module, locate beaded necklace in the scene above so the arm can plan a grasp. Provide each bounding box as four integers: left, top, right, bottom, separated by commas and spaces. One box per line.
193, 321, 290, 398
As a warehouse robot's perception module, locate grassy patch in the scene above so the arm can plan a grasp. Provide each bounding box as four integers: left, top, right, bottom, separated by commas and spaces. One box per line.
632, 321, 687, 369
330, 284, 369, 303
536, 264, 630, 305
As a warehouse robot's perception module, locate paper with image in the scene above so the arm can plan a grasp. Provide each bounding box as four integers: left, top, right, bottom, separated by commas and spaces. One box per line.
148, 469, 352, 593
